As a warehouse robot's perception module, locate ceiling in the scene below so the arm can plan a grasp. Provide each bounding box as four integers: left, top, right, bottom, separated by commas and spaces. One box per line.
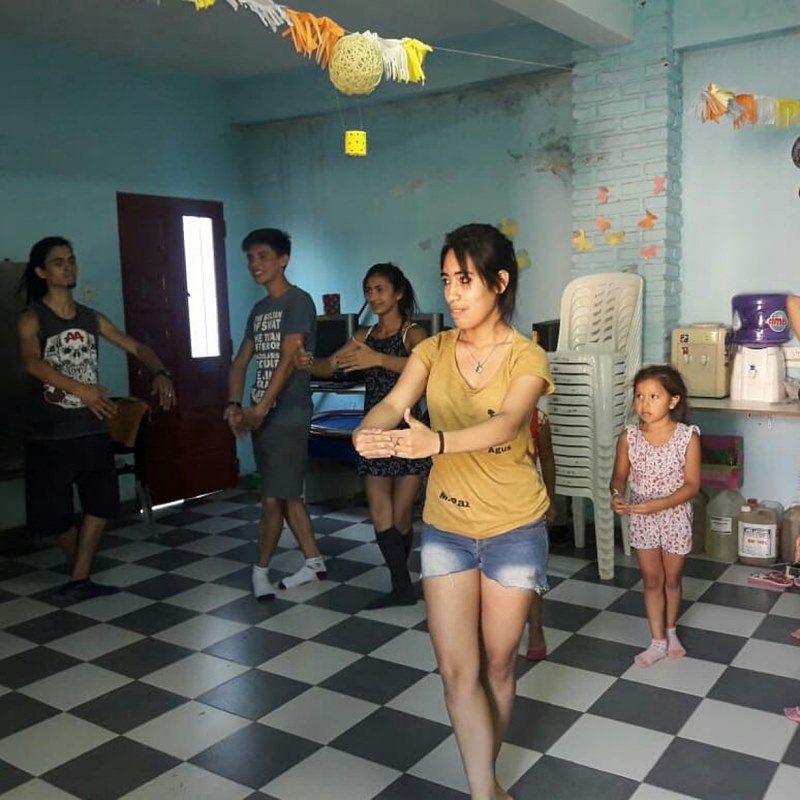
0, 0, 537, 81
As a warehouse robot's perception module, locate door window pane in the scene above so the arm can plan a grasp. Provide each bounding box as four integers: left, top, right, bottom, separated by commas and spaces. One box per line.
182, 215, 220, 358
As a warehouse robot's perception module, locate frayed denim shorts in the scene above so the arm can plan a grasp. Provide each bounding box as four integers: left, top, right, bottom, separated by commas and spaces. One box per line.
420, 519, 549, 592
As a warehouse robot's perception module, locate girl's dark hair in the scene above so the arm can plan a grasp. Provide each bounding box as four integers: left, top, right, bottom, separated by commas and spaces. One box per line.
363, 262, 418, 323
440, 223, 518, 323
633, 364, 690, 422
19, 236, 73, 305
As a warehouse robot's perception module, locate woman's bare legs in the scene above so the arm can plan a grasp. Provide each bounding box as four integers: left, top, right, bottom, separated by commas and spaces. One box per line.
425, 570, 531, 799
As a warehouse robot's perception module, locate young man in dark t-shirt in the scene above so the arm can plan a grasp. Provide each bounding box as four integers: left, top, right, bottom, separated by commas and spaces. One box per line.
18, 236, 176, 603
225, 228, 325, 600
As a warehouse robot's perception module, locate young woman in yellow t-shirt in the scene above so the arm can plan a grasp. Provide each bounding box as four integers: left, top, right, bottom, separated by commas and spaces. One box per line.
353, 223, 553, 800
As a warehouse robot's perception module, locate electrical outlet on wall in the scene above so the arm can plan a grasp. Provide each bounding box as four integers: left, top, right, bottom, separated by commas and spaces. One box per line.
83, 284, 96, 303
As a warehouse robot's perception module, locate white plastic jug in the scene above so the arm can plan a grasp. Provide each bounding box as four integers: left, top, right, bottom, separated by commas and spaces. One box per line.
738, 499, 780, 567
705, 489, 744, 562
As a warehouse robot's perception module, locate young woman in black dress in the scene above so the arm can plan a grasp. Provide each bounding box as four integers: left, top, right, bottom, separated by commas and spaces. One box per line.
308, 263, 430, 607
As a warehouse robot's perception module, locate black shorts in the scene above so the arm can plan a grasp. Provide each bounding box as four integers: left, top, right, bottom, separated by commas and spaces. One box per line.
24, 433, 119, 537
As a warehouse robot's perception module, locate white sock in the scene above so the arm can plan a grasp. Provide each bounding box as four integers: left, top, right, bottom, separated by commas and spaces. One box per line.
280, 558, 326, 589
251, 565, 275, 599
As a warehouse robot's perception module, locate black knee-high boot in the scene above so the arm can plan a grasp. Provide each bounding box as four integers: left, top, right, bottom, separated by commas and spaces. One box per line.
366, 526, 416, 609
402, 530, 413, 561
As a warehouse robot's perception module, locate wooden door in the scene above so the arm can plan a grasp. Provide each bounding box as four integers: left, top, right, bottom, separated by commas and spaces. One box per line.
116, 192, 237, 504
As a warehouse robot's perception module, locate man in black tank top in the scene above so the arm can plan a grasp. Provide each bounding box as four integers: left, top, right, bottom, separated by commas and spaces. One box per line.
17, 237, 176, 604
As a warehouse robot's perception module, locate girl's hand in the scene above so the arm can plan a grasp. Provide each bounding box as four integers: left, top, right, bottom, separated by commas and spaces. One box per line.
611, 496, 629, 515
545, 501, 558, 524
391, 409, 439, 459
336, 340, 378, 372
353, 426, 395, 458
626, 500, 660, 515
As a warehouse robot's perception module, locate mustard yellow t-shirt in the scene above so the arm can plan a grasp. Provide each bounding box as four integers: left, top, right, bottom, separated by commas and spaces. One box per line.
413, 328, 554, 538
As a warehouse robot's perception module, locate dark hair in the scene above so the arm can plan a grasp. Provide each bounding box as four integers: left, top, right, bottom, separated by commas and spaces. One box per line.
633, 364, 690, 422
362, 262, 418, 323
440, 223, 518, 323
19, 236, 73, 305
241, 228, 291, 258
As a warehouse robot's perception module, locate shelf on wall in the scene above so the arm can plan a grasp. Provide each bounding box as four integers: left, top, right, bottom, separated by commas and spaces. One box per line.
690, 397, 800, 418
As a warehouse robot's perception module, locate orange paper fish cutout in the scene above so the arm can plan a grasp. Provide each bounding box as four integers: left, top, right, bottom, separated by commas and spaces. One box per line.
597, 186, 609, 204
572, 230, 593, 251
640, 245, 658, 259
604, 231, 625, 246
637, 210, 657, 229
595, 215, 611, 231
653, 176, 666, 194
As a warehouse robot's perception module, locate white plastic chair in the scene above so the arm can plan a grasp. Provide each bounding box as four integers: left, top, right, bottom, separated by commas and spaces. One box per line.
549, 273, 643, 579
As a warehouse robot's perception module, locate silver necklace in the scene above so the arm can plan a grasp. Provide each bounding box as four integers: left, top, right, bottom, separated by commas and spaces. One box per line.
460, 333, 509, 373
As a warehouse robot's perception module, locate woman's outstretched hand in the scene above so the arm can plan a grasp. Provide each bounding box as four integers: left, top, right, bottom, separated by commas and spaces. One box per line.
353, 409, 439, 459
392, 409, 439, 459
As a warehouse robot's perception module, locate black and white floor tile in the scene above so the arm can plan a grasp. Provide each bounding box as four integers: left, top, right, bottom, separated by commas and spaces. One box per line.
1, 488, 799, 799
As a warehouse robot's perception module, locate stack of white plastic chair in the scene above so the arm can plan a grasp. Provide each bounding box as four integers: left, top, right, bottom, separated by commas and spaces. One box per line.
547, 273, 643, 579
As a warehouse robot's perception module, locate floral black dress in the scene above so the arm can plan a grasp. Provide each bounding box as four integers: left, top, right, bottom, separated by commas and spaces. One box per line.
356, 324, 432, 478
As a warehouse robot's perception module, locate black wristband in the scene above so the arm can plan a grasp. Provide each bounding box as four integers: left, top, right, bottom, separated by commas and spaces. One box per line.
154, 368, 173, 380
437, 430, 445, 455
226, 401, 242, 409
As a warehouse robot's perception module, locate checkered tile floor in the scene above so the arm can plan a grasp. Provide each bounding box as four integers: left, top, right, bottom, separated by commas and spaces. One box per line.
1, 489, 799, 800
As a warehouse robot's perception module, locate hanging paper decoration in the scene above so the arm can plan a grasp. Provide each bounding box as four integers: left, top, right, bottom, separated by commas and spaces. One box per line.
604, 231, 625, 246
572, 230, 593, 251
695, 83, 800, 128
637, 210, 657, 229
344, 130, 367, 157
595, 215, 611, 231
402, 38, 433, 84
653, 176, 666, 195
329, 34, 384, 96
281, 10, 344, 67
597, 186, 609, 204
183, 0, 432, 91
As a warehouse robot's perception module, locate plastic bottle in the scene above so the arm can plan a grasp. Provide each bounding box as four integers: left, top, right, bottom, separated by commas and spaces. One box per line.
781, 504, 800, 565
690, 489, 708, 555
705, 489, 745, 562
737, 499, 780, 567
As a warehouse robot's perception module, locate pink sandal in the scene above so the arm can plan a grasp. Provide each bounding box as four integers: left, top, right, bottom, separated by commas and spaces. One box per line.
784, 706, 800, 723
747, 571, 794, 591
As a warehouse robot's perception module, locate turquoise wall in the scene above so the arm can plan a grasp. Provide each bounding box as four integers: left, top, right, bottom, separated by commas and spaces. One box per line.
680, 28, 800, 506
239, 72, 573, 333
0, 37, 254, 527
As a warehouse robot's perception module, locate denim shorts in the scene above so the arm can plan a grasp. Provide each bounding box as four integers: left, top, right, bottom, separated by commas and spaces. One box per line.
420, 519, 549, 592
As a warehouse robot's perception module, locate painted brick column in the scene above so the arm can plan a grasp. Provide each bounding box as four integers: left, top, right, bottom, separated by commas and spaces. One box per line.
571, 0, 681, 361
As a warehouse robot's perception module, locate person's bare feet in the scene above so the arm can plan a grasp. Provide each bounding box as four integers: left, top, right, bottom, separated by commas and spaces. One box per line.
790, 628, 800, 641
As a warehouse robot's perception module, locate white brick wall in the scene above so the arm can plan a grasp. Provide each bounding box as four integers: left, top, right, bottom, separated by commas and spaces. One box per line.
570, 0, 682, 362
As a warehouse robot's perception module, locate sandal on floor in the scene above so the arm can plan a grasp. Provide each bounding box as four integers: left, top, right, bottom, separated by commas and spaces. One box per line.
747, 571, 794, 591
784, 706, 800, 723
525, 646, 547, 662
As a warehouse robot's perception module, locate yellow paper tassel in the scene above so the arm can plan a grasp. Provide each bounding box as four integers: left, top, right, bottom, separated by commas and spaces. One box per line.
193, 0, 217, 8
776, 99, 800, 128
345, 130, 367, 157
401, 38, 433, 84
